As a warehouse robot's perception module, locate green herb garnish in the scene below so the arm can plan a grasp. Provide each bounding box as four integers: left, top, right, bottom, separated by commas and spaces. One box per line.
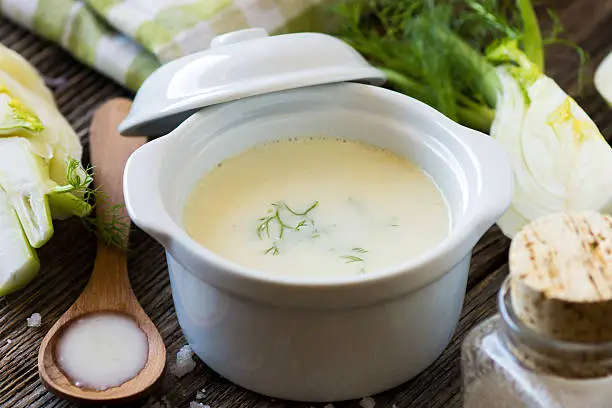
340, 255, 364, 263
264, 245, 280, 256
341, 247, 368, 264
257, 201, 319, 255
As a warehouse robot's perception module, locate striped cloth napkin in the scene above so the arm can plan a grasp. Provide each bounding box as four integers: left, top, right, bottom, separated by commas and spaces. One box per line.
0, 0, 330, 91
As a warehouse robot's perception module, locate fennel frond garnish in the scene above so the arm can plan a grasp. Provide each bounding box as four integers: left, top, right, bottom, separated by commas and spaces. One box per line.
340, 255, 364, 263
340, 247, 369, 265
257, 201, 319, 255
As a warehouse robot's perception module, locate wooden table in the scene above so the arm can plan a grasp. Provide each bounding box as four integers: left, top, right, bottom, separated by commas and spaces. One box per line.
1, 1, 611, 407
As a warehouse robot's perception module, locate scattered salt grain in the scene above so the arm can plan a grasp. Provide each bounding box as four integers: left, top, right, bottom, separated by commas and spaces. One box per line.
6, 339, 12, 344
171, 344, 196, 377
359, 396, 376, 408
189, 402, 210, 408
195, 389, 206, 399
26, 313, 41, 327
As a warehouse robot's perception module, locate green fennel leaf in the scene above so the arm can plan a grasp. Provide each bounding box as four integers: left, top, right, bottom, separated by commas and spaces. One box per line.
330, 0, 586, 132
341, 255, 364, 263
257, 200, 320, 255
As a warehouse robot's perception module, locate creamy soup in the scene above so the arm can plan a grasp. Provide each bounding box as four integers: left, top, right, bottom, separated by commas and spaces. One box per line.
183, 137, 450, 278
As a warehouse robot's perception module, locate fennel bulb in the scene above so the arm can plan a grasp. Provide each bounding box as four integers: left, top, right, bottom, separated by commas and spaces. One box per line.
492, 68, 612, 237
0, 68, 91, 220
0, 44, 56, 107
0, 187, 39, 296
0, 91, 52, 159
0, 92, 43, 136
0, 46, 101, 296
0, 68, 82, 166
595, 51, 612, 106
0, 137, 54, 247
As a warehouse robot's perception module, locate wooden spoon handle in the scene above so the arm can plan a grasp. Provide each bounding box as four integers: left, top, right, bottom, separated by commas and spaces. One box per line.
78, 98, 147, 306
89, 98, 147, 236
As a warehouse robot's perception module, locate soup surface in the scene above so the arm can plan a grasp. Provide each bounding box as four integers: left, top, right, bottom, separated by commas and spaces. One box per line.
183, 137, 450, 278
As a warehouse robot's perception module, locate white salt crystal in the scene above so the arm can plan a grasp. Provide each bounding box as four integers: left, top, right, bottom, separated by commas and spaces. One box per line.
359, 396, 376, 408
26, 313, 41, 327
171, 344, 196, 377
6, 339, 12, 344
189, 402, 210, 408
196, 389, 206, 399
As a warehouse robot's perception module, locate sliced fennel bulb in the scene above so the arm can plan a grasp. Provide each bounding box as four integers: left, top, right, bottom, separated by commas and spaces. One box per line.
0, 47, 84, 187
0, 137, 53, 247
492, 68, 612, 237
0, 67, 91, 222
0, 187, 39, 296
0, 46, 97, 296
0, 91, 53, 159
0, 93, 44, 136
490, 68, 530, 237
595, 51, 612, 106
0, 68, 83, 168
0, 44, 56, 107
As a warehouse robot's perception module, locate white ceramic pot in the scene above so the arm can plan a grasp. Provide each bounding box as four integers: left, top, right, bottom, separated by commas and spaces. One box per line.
121, 29, 513, 402
123, 83, 512, 401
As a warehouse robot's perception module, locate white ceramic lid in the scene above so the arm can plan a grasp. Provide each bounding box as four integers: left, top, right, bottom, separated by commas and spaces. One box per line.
119, 28, 386, 137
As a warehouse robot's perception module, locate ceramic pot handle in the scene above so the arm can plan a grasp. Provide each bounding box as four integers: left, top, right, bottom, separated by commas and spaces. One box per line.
123, 136, 174, 246
459, 126, 514, 238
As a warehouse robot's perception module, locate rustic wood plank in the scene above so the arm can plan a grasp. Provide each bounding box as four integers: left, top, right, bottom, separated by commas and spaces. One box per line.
1, 0, 611, 406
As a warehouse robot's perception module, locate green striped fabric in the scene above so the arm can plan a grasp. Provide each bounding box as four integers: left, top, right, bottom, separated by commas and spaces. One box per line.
0, 0, 331, 91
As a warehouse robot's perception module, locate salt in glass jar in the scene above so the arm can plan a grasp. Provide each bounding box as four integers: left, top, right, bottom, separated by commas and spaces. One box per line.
462, 277, 612, 408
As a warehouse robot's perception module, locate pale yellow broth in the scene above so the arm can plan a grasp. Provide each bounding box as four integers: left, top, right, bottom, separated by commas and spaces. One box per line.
183, 137, 450, 278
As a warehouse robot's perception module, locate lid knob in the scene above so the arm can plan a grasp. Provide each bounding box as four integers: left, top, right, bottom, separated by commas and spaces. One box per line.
210, 28, 269, 48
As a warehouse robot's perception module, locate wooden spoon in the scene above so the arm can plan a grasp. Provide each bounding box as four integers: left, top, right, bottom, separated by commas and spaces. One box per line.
38, 98, 166, 404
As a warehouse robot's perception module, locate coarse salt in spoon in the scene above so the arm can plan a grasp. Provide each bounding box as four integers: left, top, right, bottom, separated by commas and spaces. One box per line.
38, 98, 166, 403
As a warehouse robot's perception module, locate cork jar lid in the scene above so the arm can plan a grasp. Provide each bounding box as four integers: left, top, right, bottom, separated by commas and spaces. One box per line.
509, 211, 612, 343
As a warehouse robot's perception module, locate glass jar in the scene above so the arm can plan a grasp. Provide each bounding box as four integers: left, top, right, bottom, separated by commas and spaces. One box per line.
462, 277, 612, 408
